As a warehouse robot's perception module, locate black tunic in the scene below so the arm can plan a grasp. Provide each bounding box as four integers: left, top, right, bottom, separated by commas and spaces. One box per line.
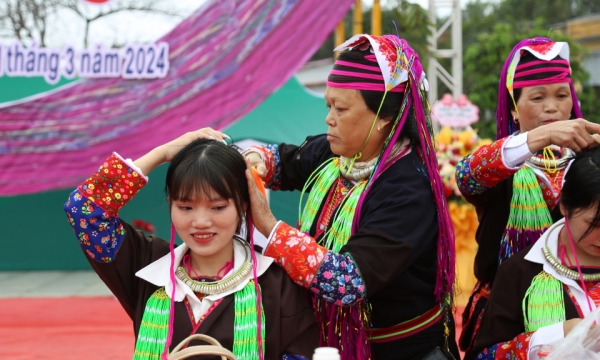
464, 176, 563, 284
276, 135, 460, 359
85, 220, 319, 360
469, 245, 580, 360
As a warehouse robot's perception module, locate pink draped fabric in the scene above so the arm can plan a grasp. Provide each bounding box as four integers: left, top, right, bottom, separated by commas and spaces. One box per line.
0, 0, 354, 195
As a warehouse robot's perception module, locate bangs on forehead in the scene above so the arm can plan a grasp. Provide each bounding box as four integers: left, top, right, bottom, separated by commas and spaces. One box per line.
169, 158, 234, 202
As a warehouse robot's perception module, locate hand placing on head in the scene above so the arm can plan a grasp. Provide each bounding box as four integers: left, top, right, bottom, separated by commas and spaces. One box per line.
134, 128, 228, 176
527, 119, 600, 153
245, 158, 277, 237
243, 151, 267, 178
160, 128, 228, 162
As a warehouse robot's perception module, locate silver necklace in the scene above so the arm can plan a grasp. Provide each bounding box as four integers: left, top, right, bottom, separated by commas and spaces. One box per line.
176, 237, 253, 295
527, 146, 574, 171
339, 141, 407, 181
542, 223, 600, 282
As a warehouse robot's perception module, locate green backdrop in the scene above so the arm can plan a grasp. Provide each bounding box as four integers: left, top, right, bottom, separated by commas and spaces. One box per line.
0, 76, 327, 270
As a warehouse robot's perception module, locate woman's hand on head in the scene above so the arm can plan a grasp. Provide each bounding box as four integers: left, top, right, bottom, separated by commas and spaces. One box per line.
160, 128, 228, 162
527, 119, 600, 153
134, 128, 227, 176
245, 158, 278, 237
243, 151, 267, 178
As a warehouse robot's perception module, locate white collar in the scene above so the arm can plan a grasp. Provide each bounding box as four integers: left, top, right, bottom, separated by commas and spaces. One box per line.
135, 239, 274, 321
525, 218, 597, 315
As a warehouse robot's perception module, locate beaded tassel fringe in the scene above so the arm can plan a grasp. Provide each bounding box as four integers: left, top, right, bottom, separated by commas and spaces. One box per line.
233, 280, 265, 360
133, 288, 171, 360
500, 166, 553, 263
523, 271, 566, 332
133, 282, 264, 360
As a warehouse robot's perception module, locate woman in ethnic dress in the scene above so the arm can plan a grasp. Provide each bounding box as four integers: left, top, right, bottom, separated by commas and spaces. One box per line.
471, 147, 600, 359
243, 34, 459, 359
456, 38, 600, 357
64, 131, 318, 359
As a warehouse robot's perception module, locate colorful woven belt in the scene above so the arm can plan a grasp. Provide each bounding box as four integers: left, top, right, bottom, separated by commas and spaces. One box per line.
369, 305, 442, 343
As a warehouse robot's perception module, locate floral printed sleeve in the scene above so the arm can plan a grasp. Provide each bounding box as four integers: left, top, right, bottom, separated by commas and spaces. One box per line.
456, 137, 519, 196
246, 144, 282, 190
63, 153, 147, 263
475, 332, 533, 360
265, 222, 367, 307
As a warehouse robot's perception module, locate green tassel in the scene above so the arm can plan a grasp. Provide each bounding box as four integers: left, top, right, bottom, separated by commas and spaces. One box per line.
133, 287, 171, 360
522, 271, 566, 332
324, 180, 366, 252
233, 280, 265, 360
299, 158, 340, 233
508, 166, 553, 232
299, 157, 368, 252
134, 282, 265, 360
500, 166, 553, 261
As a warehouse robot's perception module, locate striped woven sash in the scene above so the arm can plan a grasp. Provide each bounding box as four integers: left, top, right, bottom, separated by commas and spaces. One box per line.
369, 305, 442, 343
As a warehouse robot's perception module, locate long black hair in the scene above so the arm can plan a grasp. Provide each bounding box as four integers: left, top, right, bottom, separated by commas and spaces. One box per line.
165, 139, 250, 235
560, 147, 600, 240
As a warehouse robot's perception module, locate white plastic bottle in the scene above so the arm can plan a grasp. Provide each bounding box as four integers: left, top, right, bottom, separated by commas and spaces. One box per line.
313, 347, 340, 360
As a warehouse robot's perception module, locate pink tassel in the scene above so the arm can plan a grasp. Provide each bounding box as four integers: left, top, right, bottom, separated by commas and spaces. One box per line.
162, 223, 177, 359
248, 213, 264, 360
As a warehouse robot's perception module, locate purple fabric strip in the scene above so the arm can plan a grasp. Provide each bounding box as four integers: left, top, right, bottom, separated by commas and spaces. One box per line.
0, 0, 356, 196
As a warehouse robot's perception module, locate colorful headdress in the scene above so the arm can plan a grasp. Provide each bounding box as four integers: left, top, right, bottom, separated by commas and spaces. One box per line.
298, 35, 455, 360
496, 38, 583, 140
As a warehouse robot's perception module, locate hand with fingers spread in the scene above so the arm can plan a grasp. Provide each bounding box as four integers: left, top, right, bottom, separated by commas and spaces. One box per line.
134, 128, 229, 176
527, 119, 600, 153
244, 158, 277, 237
243, 151, 267, 178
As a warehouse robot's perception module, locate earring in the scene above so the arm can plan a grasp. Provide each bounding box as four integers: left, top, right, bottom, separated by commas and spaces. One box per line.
377, 123, 382, 131
514, 117, 519, 124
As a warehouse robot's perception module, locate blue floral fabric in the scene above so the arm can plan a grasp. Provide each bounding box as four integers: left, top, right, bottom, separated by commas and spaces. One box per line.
64, 189, 125, 263
309, 251, 366, 307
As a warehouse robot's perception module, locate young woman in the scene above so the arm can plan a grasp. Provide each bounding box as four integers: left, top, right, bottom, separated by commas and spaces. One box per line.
455, 38, 600, 355
470, 147, 600, 359
63, 129, 318, 360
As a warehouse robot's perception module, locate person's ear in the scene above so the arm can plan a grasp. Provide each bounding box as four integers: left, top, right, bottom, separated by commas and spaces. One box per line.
559, 203, 567, 217
377, 118, 392, 132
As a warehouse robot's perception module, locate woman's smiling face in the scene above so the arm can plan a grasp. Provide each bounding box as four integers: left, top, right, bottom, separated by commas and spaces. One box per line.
171, 189, 240, 260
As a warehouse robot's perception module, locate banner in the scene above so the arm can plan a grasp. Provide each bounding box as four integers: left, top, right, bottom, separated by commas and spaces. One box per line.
0, 42, 170, 84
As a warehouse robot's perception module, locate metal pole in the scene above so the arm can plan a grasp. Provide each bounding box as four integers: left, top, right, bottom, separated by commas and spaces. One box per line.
372, 0, 381, 36
427, 0, 438, 107
451, 0, 462, 98
353, 0, 363, 35
334, 19, 345, 59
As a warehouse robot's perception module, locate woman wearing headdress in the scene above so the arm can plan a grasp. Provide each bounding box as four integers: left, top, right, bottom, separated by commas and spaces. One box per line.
469, 147, 600, 359
63, 129, 319, 359
456, 38, 600, 355
243, 35, 459, 359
